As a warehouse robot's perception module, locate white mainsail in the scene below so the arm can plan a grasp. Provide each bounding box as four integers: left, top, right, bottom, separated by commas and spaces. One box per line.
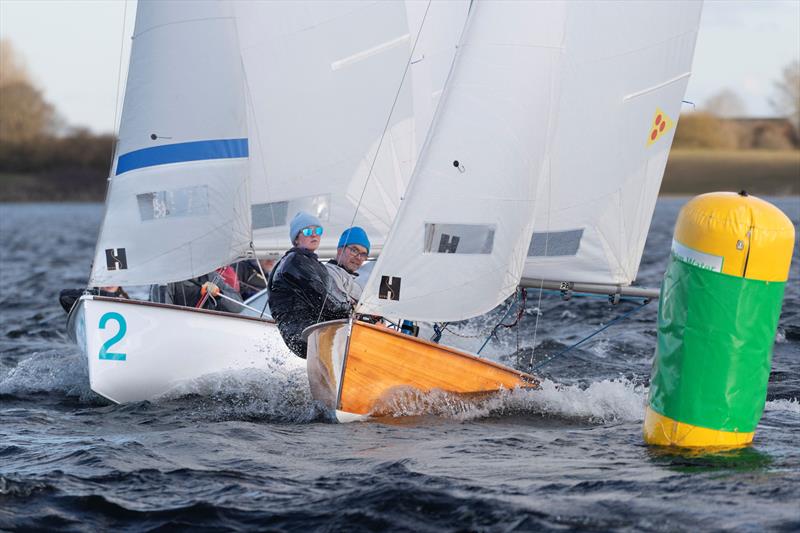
90, 1, 251, 287
90, 0, 470, 286
523, 1, 703, 287
357, 1, 565, 322
90, 0, 700, 298
236, 0, 469, 256
358, 0, 702, 321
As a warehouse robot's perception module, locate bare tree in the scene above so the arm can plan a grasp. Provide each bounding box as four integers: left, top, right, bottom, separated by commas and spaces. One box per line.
771, 60, 800, 132
673, 112, 739, 149
703, 89, 746, 118
0, 39, 29, 87
0, 39, 56, 142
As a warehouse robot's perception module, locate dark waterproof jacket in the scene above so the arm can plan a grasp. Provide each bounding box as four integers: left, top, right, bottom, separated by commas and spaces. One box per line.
236, 259, 267, 300
59, 287, 129, 314
150, 271, 243, 313
267, 247, 352, 358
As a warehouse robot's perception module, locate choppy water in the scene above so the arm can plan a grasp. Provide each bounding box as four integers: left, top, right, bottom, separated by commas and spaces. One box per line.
1, 198, 799, 531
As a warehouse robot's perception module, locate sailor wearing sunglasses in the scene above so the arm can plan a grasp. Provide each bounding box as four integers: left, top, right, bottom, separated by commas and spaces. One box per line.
326, 226, 370, 305
267, 211, 352, 358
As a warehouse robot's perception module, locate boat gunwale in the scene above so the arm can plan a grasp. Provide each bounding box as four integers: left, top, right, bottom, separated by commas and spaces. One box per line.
88, 295, 276, 324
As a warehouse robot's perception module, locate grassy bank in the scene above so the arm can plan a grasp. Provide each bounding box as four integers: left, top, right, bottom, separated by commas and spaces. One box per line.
661, 149, 800, 195
1, 149, 798, 202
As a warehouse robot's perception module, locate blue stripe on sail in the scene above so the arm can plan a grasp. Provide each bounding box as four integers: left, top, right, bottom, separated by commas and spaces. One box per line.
116, 138, 249, 175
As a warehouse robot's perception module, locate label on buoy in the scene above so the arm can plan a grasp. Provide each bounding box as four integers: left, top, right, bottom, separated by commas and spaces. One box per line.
671, 240, 723, 272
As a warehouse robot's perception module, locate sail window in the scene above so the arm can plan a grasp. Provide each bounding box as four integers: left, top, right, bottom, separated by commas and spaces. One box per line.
527, 229, 584, 257
252, 202, 288, 230
137, 186, 209, 221
424, 224, 495, 254
252, 194, 331, 229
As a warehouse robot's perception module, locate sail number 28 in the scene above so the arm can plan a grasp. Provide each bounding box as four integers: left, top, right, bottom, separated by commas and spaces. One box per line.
98, 312, 127, 361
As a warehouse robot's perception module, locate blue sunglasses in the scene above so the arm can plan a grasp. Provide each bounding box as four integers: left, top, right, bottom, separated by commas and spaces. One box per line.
301, 226, 323, 237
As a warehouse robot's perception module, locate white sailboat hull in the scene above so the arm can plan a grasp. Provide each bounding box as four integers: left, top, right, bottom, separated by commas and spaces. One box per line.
68, 295, 283, 404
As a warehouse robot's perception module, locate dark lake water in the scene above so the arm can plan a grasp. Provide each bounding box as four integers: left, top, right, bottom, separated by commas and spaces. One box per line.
1, 197, 799, 531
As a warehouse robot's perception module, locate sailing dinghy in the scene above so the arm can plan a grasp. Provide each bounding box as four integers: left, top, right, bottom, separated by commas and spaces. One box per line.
70, 0, 470, 403
70, 0, 700, 412
305, 0, 702, 420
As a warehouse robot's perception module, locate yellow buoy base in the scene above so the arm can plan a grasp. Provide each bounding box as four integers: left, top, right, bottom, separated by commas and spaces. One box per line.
643, 406, 754, 448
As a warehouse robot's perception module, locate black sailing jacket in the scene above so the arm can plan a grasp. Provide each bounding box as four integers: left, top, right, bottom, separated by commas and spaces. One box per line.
267, 247, 352, 358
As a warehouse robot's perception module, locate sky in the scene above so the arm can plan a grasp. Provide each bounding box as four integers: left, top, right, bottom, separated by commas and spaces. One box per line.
1, 0, 799, 134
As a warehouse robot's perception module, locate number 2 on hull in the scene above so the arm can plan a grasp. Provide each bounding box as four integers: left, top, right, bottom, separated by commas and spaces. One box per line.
98, 312, 127, 361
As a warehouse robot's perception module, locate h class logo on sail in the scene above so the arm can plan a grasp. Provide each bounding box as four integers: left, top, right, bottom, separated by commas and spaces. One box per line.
105, 248, 128, 271
379, 276, 401, 301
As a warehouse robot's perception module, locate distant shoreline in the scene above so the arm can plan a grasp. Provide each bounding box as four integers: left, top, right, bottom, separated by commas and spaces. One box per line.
661, 149, 799, 196
1, 149, 798, 202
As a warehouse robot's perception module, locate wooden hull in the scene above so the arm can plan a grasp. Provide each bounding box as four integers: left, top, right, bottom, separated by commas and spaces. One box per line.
305, 320, 538, 421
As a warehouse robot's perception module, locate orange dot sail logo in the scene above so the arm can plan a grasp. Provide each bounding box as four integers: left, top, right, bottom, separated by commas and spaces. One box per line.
647, 108, 675, 146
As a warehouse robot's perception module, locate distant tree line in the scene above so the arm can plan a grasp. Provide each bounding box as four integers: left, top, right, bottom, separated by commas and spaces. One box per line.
0, 36, 797, 200
0, 39, 112, 200
674, 61, 800, 150
0, 127, 113, 176
673, 113, 799, 150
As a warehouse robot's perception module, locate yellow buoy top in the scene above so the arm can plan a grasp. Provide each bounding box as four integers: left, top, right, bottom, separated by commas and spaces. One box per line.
673, 192, 795, 282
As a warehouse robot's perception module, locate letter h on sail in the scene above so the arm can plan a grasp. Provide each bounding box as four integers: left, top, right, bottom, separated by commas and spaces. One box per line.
105, 248, 128, 270
438, 233, 460, 253
379, 276, 401, 300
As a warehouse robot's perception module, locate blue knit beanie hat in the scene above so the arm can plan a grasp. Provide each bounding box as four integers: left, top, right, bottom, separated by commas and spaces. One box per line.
289, 211, 322, 243
338, 226, 370, 253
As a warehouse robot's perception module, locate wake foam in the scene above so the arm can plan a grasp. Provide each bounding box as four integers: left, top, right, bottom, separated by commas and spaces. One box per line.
764, 398, 800, 414
0, 346, 98, 403
373, 378, 647, 424
4, 344, 791, 424
155, 354, 323, 423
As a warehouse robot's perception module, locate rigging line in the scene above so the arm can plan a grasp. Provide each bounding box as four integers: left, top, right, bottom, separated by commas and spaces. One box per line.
249, 242, 269, 318
476, 295, 520, 355
528, 170, 553, 370
88, 0, 128, 289
443, 290, 523, 340
528, 14, 565, 367
346, 0, 433, 231
216, 292, 262, 315
235, 13, 279, 256
315, 0, 433, 325
528, 300, 651, 373
231, 11, 282, 256
109, 0, 128, 168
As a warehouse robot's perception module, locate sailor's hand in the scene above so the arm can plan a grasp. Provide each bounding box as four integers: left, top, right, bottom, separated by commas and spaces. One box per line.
356, 314, 382, 324
202, 281, 221, 297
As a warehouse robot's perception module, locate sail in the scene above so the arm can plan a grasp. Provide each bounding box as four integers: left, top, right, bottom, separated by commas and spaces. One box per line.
90, 1, 251, 287
357, 1, 565, 322
523, 1, 703, 287
233, 0, 469, 256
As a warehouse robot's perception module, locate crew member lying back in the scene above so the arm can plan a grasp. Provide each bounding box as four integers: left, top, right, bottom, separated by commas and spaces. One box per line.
267, 212, 351, 358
